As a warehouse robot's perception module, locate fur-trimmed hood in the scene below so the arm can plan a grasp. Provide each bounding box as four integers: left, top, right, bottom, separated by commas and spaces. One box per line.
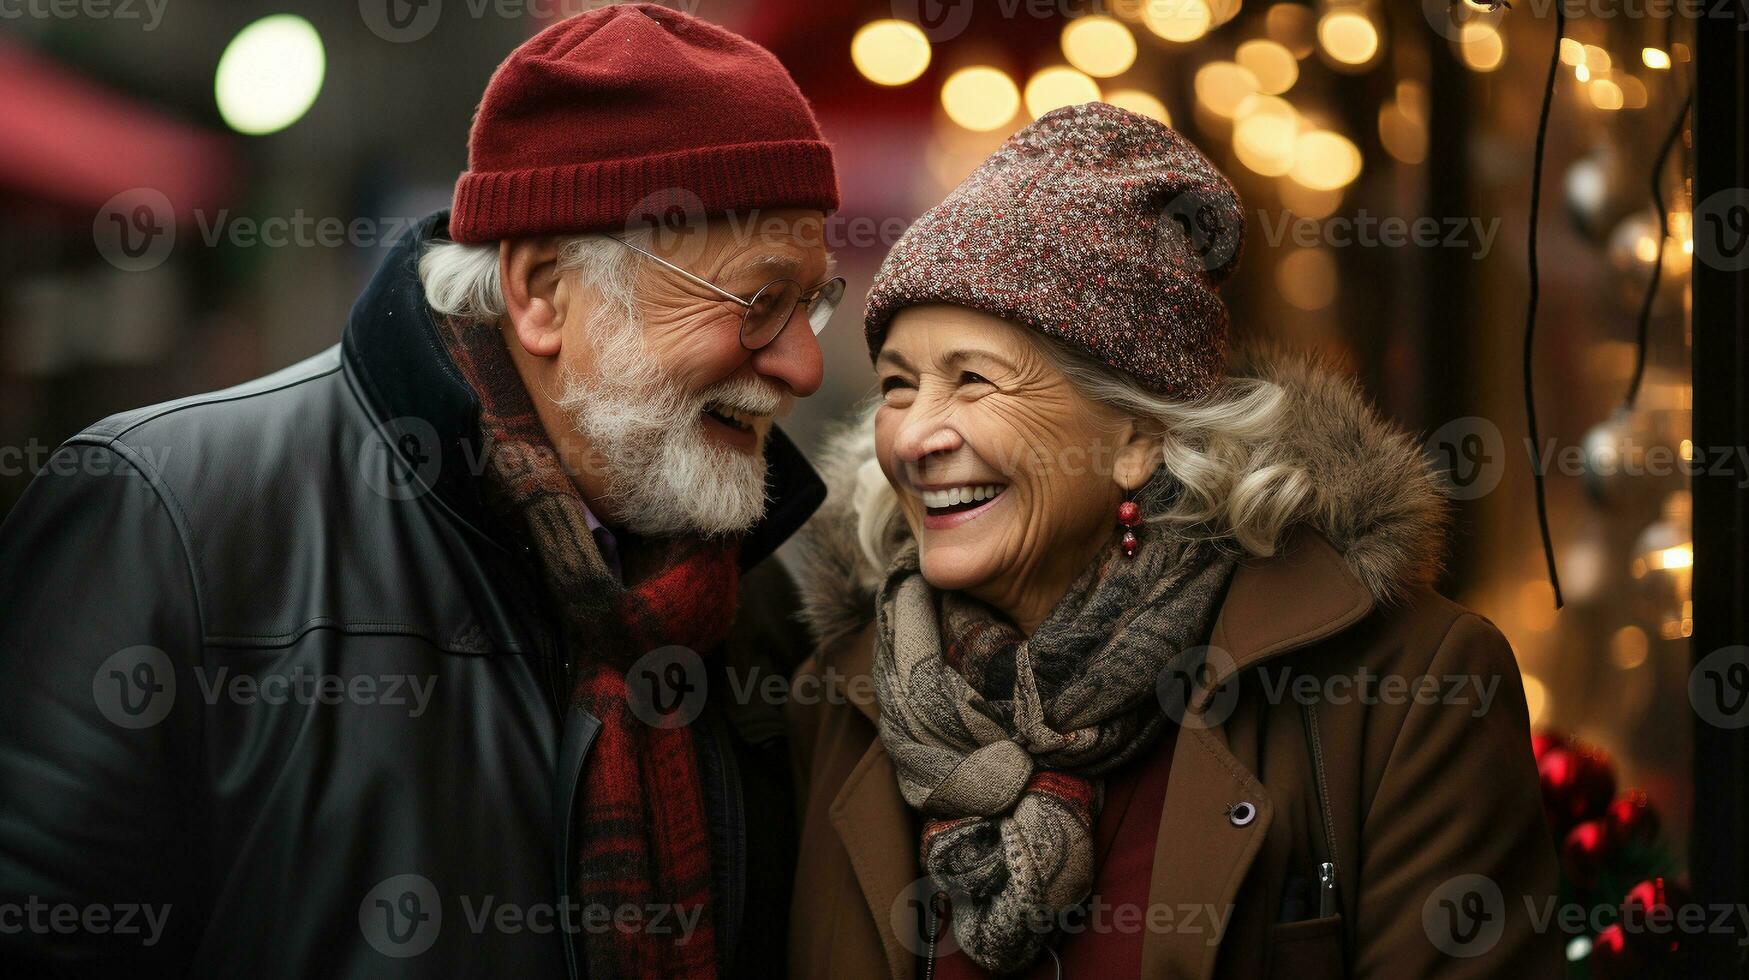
792, 349, 1452, 653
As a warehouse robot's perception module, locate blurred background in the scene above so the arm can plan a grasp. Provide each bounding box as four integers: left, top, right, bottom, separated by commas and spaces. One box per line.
0, 0, 1735, 971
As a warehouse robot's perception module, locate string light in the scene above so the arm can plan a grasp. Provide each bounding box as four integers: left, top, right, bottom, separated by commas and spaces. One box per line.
1193, 61, 1260, 118
1061, 16, 1137, 78
1236, 39, 1299, 94
851, 20, 931, 87
941, 66, 1020, 131
1024, 66, 1101, 119
1142, 0, 1213, 43
1289, 129, 1363, 190
1642, 47, 1672, 70
1104, 88, 1170, 125
1317, 9, 1380, 67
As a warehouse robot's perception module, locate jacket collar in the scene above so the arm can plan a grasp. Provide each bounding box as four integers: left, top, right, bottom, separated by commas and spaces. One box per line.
339, 210, 825, 569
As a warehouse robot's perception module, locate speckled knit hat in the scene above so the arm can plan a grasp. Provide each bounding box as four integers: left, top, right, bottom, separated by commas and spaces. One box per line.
864, 102, 1244, 399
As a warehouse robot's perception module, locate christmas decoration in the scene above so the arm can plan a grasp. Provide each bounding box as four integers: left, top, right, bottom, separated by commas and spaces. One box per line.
1534, 731, 1685, 978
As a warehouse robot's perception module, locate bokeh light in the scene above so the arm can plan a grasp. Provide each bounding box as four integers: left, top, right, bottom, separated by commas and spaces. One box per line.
1104, 88, 1171, 125
941, 66, 1021, 131
851, 20, 932, 87
1236, 39, 1299, 94
1024, 66, 1101, 119
215, 14, 326, 136
1061, 16, 1138, 78
1193, 61, 1260, 118
1317, 9, 1379, 67
1289, 130, 1362, 190
1277, 248, 1337, 310
1143, 0, 1213, 43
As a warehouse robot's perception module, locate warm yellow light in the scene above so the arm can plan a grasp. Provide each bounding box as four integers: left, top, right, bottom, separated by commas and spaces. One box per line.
1233, 99, 1297, 176
1680, 439, 1695, 461
1522, 673, 1548, 726
1560, 38, 1584, 66
1590, 78, 1625, 111
1265, 3, 1316, 58
1611, 626, 1650, 669
851, 20, 932, 87
1317, 10, 1379, 66
1236, 39, 1298, 94
1024, 66, 1101, 119
1104, 88, 1171, 125
1642, 46, 1671, 70
1279, 181, 1344, 219
1289, 130, 1362, 191
941, 66, 1021, 132
1193, 61, 1260, 118
1634, 232, 1659, 263
1276, 248, 1337, 310
1143, 0, 1213, 43
1379, 102, 1427, 164
1458, 23, 1505, 72
1618, 73, 1648, 109
1584, 44, 1612, 72
1207, 0, 1243, 26
1649, 544, 1694, 571
1575, 63, 1591, 83
1062, 16, 1138, 78
1397, 80, 1428, 123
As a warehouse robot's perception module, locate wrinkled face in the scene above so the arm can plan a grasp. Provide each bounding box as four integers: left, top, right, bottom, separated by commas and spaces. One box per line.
554, 209, 832, 537
873, 306, 1150, 628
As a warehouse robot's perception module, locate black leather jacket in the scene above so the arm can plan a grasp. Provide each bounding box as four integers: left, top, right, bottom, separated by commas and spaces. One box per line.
0, 212, 824, 978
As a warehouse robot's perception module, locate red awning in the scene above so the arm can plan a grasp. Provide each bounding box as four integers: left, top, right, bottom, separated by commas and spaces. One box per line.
0, 36, 236, 219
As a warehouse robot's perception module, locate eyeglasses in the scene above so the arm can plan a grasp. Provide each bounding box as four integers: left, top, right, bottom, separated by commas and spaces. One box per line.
608, 236, 847, 351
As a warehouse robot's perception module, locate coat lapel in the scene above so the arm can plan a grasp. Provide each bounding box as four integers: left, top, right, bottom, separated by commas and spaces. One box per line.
823, 628, 920, 979
1140, 529, 1373, 979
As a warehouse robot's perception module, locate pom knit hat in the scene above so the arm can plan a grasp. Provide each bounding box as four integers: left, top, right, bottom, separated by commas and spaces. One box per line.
450, 4, 839, 243
864, 102, 1244, 400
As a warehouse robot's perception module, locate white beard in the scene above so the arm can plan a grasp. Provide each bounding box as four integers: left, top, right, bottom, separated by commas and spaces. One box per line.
553, 309, 786, 539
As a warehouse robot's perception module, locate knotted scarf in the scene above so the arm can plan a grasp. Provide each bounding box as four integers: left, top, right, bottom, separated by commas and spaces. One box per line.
871, 477, 1236, 973
436, 316, 738, 980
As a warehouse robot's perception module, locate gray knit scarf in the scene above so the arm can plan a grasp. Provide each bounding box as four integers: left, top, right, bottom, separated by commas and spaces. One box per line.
871, 477, 1236, 973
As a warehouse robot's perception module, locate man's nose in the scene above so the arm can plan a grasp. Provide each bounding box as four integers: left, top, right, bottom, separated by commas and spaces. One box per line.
749, 308, 824, 397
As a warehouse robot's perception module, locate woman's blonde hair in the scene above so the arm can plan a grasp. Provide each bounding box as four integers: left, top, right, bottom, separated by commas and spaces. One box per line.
854, 333, 1313, 571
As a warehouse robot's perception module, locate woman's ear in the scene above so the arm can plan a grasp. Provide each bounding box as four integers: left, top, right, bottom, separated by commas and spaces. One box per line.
1112, 419, 1164, 492
499, 237, 565, 359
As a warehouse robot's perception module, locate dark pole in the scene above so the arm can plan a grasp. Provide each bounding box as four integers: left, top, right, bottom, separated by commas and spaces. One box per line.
1690, 4, 1749, 976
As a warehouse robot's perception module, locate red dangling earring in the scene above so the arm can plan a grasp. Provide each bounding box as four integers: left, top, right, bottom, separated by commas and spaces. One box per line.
1118, 498, 1142, 557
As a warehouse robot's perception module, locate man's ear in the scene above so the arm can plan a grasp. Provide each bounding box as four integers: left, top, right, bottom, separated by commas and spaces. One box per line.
1112, 418, 1164, 492
499, 237, 565, 359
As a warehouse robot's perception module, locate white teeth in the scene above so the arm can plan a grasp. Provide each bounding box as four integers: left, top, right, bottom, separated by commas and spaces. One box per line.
920, 484, 1005, 509
704, 403, 763, 430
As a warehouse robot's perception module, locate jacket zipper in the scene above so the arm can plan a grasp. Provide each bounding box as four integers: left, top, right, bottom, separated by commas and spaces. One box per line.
1300, 700, 1342, 911
924, 890, 949, 980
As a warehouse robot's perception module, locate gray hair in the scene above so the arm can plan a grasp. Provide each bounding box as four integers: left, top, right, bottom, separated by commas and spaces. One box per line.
855, 333, 1313, 570
417, 231, 650, 326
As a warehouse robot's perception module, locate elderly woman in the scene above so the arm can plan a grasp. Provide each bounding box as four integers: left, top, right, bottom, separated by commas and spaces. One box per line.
786, 103, 1561, 979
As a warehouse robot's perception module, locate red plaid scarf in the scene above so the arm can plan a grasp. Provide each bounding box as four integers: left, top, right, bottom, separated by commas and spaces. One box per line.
436, 316, 737, 980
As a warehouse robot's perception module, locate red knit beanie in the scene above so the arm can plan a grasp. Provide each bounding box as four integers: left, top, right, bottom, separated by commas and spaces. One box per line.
449, 4, 839, 243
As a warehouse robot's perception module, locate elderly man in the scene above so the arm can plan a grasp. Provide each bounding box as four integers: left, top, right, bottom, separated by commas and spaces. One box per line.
0, 6, 837, 978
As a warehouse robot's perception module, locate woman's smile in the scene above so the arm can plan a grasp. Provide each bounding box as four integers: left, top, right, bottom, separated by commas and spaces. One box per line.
917, 482, 1009, 530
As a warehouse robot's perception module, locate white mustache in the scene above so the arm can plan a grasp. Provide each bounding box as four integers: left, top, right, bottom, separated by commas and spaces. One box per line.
698, 376, 789, 419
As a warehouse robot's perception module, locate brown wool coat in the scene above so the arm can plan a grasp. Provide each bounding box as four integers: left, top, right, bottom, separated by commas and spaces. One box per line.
784, 354, 1564, 979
